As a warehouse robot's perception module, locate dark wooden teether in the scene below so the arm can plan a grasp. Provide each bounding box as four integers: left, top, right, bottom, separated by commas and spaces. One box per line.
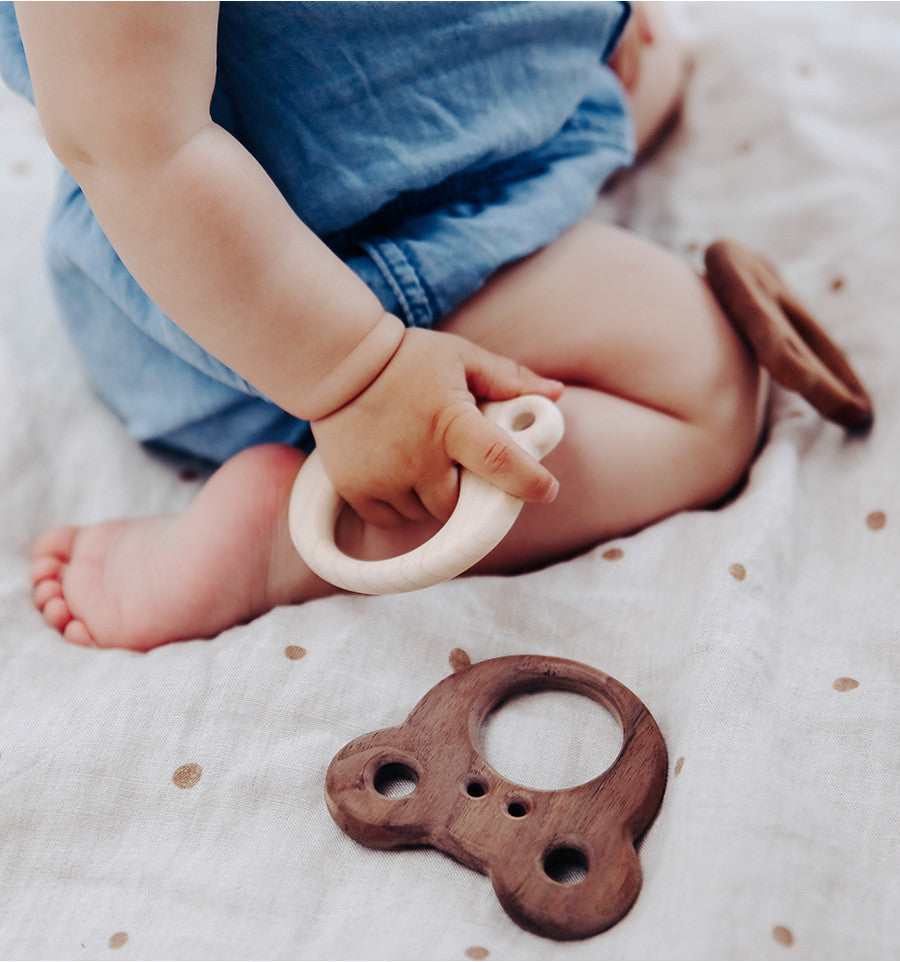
705, 239, 874, 431
325, 654, 668, 941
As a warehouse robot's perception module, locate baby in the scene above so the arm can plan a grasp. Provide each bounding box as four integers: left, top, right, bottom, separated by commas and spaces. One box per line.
3, 2, 766, 650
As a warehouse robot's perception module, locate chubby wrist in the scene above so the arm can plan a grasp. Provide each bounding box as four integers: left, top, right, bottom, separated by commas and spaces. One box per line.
303, 312, 406, 422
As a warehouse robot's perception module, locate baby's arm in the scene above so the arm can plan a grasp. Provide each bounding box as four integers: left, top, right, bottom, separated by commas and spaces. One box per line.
16, 2, 560, 523
17, 2, 394, 419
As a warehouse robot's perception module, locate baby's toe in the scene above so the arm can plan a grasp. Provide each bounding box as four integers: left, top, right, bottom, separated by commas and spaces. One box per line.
41, 594, 73, 633
30, 555, 63, 586
33, 577, 63, 609
63, 619, 97, 648
31, 525, 80, 563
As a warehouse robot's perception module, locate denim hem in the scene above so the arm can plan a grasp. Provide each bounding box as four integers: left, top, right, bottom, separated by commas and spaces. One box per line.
359, 237, 437, 328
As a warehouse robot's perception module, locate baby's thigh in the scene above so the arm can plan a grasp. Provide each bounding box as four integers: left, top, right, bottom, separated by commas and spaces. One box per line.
441, 219, 765, 437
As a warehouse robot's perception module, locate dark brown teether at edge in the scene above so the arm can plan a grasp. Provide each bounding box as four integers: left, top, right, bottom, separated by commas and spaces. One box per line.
705, 239, 874, 431
325, 654, 668, 941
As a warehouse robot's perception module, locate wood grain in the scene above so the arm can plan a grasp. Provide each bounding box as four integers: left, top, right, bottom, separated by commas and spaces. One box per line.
705, 239, 874, 430
325, 655, 668, 940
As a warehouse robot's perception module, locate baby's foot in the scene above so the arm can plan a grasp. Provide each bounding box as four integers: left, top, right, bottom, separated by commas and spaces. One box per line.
30, 444, 332, 651
609, 4, 688, 160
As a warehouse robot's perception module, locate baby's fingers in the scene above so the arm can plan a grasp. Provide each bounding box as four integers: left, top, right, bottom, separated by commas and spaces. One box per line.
344, 495, 408, 529
441, 402, 559, 504
414, 466, 461, 522
344, 484, 448, 529
461, 340, 563, 404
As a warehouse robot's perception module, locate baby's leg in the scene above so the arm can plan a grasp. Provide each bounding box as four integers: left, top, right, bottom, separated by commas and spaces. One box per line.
456, 221, 766, 571
355, 221, 767, 572
31, 222, 765, 650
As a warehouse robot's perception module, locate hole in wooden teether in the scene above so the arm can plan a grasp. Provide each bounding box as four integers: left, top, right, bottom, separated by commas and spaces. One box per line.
543, 846, 588, 885
480, 690, 622, 790
511, 410, 536, 432
373, 762, 418, 798
507, 801, 529, 818
466, 780, 487, 798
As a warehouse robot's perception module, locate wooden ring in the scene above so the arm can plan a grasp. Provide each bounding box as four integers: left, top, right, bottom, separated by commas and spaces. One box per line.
705, 239, 873, 430
325, 654, 668, 940
288, 395, 565, 594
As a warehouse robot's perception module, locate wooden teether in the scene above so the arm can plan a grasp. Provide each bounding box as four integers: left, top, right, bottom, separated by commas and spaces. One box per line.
705, 239, 874, 430
325, 654, 668, 941
288, 395, 564, 595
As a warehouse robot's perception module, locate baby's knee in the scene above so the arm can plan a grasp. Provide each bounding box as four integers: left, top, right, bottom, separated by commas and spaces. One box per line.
688, 359, 768, 508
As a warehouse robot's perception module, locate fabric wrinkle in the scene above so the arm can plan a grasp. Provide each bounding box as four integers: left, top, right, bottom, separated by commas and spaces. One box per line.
0, 0, 634, 464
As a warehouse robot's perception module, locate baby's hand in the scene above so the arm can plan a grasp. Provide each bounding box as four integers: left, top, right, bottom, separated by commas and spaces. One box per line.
310, 327, 563, 527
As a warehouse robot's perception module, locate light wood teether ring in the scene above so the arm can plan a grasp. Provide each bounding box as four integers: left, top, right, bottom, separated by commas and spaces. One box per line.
288, 395, 564, 595
325, 654, 668, 941
705, 239, 874, 431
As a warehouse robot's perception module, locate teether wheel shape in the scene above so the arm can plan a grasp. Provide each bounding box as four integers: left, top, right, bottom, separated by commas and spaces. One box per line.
325, 655, 668, 941
288, 395, 565, 594
705, 239, 874, 430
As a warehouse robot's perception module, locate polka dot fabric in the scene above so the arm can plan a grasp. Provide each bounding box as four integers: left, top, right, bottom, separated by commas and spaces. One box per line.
1, 4, 898, 960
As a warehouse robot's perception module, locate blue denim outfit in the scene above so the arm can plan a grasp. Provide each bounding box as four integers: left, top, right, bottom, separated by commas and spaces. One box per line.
0, 2, 634, 464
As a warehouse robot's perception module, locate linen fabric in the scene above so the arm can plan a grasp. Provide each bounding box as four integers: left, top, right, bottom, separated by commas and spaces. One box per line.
0, 4, 897, 959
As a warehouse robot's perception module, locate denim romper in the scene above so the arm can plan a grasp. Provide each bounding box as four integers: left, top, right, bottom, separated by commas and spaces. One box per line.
0, 2, 634, 464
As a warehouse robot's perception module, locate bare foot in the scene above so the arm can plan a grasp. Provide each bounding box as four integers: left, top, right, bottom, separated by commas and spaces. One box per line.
30, 444, 333, 651
609, 3, 688, 159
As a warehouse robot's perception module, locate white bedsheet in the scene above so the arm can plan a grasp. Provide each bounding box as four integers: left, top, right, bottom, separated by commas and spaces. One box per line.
1, 4, 897, 959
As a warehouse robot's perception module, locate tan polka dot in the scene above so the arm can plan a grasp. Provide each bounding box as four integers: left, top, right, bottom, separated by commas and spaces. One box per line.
684, 240, 701, 254
602, 547, 624, 561
737, 139, 753, 154
673, 756, 685, 777
798, 62, 814, 76
773, 924, 794, 947
108, 932, 128, 950
10, 160, 31, 177
729, 563, 746, 581
866, 511, 887, 531
465, 948, 490, 961
833, 677, 859, 692
172, 763, 202, 789
829, 276, 845, 292
449, 648, 471, 673
284, 645, 307, 661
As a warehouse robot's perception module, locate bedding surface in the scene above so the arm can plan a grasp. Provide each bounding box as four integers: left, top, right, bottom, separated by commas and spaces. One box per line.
1, 3, 897, 959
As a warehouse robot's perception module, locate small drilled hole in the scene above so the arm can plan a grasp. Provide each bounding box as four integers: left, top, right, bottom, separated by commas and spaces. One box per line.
543, 847, 589, 885
373, 762, 418, 798
466, 781, 487, 798
511, 410, 536, 432
507, 801, 528, 818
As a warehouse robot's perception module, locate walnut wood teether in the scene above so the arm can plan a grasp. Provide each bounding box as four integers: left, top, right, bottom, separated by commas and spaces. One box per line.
288, 395, 564, 594
705, 239, 874, 430
325, 655, 668, 941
